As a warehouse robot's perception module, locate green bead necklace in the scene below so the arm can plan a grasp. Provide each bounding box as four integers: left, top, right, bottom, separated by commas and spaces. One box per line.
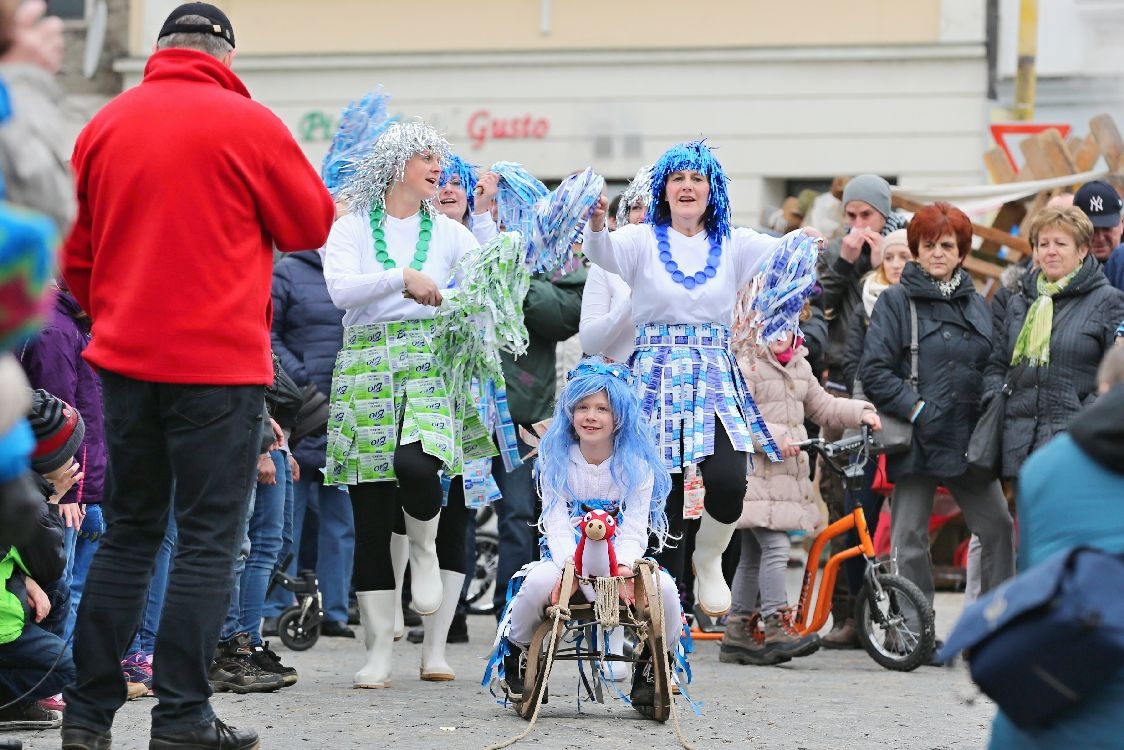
369, 205, 432, 271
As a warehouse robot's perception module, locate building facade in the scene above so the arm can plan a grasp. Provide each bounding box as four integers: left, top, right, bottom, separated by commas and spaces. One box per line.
105, 0, 991, 224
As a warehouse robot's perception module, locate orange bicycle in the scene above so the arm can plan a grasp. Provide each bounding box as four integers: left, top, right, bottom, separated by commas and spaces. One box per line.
793, 426, 935, 671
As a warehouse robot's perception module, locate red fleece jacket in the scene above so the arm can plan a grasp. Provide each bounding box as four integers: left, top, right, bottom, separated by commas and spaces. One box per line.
61, 49, 333, 385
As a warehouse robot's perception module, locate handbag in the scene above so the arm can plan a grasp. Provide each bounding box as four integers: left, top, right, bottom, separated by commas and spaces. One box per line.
939, 546, 1124, 728
966, 366, 1021, 477
852, 299, 918, 456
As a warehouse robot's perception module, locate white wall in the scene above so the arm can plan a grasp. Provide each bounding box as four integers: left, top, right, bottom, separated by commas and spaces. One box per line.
120, 44, 989, 224
996, 0, 1124, 78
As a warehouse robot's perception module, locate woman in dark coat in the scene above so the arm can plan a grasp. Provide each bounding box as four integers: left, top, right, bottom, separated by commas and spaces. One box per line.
985, 206, 1124, 483
859, 203, 1014, 606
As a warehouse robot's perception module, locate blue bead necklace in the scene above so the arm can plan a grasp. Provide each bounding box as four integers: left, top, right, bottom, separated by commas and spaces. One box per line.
653, 223, 722, 290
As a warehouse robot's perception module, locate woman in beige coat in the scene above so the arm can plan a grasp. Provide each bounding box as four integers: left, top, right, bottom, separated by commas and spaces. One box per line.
721, 318, 879, 667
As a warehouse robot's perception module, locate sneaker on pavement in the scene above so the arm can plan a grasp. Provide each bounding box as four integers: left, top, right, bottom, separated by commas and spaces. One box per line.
209, 633, 284, 694
0, 701, 61, 730
149, 717, 258, 750
249, 641, 298, 687
37, 694, 65, 712
122, 651, 154, 691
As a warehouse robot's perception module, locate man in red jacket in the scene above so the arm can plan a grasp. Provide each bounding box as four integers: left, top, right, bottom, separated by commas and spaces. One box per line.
58, 5, 333, 749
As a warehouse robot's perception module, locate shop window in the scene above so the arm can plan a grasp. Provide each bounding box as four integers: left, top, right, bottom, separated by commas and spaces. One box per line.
47, 0, 87, 20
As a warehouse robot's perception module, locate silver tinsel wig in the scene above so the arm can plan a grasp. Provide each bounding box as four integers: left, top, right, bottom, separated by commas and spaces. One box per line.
336, 120, 452, 215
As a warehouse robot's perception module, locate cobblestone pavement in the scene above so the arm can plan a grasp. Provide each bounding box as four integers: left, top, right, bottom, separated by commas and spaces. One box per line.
16, 582, 993, 750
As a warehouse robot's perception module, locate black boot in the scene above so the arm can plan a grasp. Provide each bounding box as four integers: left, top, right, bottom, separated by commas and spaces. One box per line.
502, 644, 525, 699
447, 612, 469, 644
149, 718, 258, 749
630, 647, 655, 715
61, 724, 112, 750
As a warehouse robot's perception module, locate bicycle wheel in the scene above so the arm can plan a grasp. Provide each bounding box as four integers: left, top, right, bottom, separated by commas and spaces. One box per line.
854, 573, 934, 672
466, 531, 499, 615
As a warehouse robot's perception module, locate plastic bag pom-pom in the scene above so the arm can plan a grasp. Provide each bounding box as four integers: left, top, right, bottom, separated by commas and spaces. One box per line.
526, 168, 605, 274
431, 232, 532, 418
733, 231, 820, 350
489, 162, 548, 237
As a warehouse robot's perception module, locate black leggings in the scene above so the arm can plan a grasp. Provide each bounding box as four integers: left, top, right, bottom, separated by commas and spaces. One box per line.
652, 420, 749, 583
349, 441, 443, 591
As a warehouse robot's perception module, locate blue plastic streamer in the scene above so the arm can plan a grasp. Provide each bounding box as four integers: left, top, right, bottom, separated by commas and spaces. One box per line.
320, 88, 397, 196
526, 167, 605, 274
490, 161, 548, 237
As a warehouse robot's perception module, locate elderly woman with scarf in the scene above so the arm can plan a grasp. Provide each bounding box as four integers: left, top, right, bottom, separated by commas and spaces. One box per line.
859, 202, 1014, 612
984, 206, 1124, 484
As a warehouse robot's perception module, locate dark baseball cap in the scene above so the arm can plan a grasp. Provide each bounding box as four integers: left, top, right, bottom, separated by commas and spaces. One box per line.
158, 3, 235, 49
1074, 180, 1123, 228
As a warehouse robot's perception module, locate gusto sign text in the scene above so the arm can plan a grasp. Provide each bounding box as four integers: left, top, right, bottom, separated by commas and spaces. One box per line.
467, 109, 550, 150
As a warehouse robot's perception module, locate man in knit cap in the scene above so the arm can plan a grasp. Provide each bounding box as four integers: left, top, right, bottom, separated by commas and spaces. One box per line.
813, 173, 907, 649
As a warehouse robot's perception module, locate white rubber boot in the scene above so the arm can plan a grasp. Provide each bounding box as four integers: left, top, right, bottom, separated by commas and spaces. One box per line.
354, 590, 396, 688
693, 510, 736, 617
391, 532, 409, 640
601, 627, 628, 682
403, 511, 443, 615
420, 570, 465, 681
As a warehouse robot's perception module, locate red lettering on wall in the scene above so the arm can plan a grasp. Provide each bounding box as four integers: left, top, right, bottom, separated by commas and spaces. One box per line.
466, 109, 551, 150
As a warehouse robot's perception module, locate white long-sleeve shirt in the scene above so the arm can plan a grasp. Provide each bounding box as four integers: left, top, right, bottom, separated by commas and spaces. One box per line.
583, 223, 781, 327
323, 209, 479, 325
470, 211, 498, 245
579, 264, 635, 362
541, 445, 653, 569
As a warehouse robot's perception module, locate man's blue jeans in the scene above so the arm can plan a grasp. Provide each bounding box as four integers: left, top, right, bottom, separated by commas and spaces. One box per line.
492, 434, 537, 617
0, 621, 75, 706
264, 472, 354, 625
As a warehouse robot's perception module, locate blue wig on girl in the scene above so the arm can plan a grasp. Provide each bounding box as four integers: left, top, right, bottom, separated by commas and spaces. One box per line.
439, 153, 479, 215
533, 357, 672, 551
646, 140, 732, 241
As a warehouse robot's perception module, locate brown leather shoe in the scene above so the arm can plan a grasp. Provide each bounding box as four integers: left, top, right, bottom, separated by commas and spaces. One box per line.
820, 617, 861, 650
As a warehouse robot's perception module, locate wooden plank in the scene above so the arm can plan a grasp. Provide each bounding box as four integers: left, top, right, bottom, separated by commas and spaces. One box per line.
1020, 134, 1061, 179
893, 195, 1031, 256
984, 147, 1017, 184
1072, 133, 1102, 174
1090, 113, 1123, 172
979, 201, 1027, 258
963, 255, 1005, 280
1038, 129, 1077, 176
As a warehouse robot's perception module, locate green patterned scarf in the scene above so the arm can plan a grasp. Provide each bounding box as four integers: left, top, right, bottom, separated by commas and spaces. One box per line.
1010, 266, 1081, 366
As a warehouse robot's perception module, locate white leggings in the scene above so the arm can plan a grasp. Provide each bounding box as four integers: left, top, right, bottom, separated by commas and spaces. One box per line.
507, 561, 683, 648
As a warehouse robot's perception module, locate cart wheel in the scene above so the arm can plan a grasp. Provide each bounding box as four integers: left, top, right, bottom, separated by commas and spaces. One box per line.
515, 618, 560, 720
854, 573, 934, 672
278, 607, 320, 652
636, 562, 671, 722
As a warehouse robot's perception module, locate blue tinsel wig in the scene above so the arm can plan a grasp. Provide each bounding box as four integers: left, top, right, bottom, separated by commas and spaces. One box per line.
439, 153, 479, 216
533, 357, 671, 551
646, 140, 731, 241
320, 89, 396, 196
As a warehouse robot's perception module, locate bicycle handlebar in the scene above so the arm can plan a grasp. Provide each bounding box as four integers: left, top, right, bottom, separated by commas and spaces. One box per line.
792, 424, 874, 460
